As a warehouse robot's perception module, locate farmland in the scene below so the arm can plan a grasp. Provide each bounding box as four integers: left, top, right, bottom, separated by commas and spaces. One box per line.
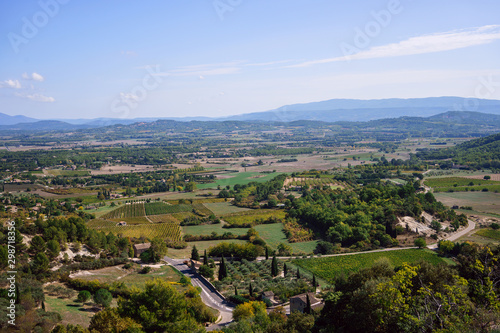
101, 203, 145, 219
144, 202, 193, 215
475, 228, 500, 241
293, 249, 446, 283
223, 209, 287, 227
95, 222, 181, 240
424, 176, 500, 193
204, 202, 250, 215
434, 192, 500, 216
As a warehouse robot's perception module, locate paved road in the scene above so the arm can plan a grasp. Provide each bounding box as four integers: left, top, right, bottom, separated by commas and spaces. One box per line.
427, 219, 476, 249
163, 256, 235, 331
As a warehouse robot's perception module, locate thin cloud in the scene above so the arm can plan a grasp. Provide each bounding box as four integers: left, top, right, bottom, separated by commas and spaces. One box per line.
0, 79, 22, 89
291, 25, 500, 67
22, 72, 45, 81
16, 93, 55, 102
155, 61, 242, 77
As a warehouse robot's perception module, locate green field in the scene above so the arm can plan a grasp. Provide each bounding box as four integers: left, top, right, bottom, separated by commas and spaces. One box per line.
434, 192, 500, 215
197, 171, 285, 189
254, 223, 317, 254
425, 176, 500, 193
293, 249, 446, 283
101, 203, 145, 219
223, 210, 286, 227
145, 202, 193, 215
109, 216, 151, 225
203, 202, 250, 215
289, 240, 318, 254
182, 223, 248, 236
45, 295, 95, 327
475, 228, 500, 241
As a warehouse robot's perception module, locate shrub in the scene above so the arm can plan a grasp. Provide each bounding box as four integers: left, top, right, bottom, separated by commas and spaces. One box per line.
139, 266, 152, 274
93, 288, 112, 308
77, 290, 91, 303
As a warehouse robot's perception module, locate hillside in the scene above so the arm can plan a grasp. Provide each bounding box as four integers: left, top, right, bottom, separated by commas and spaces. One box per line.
416, 132, 500, 169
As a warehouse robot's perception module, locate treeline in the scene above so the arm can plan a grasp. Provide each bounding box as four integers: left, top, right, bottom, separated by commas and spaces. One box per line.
417, 132, 500, 170
287, 183, 467, 248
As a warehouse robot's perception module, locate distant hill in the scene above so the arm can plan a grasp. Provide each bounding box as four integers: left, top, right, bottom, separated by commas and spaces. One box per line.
0, 112, 38, 125
0, 120, 91, 131
223, 97, 500, 122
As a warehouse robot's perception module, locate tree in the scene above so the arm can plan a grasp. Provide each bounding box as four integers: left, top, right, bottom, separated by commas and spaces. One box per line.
117, 279, 204, 332
0, 246, 8, 269
191, 245, 200, 261
305, 294, 312, 314
30, 235, 46, 254
203, 249, 208, 265
234, 285, 238, 296
46, 239, 60, 260
265, 247, 269, 260
185, 181, 197, 192
312, 275, 317, 289
199, 265, 214, 279
31, 252, 49, 274
414, 237, 427, 249
284, 263, 288, 277
142, 237, 168, 263
277, 242, 292, 256
271, 256, 279, 277
77, 290, 91, 303
89, 308, 142, 333
94, 289, 112, 308
296, 268, 301, 279
430, 220, 442, 232
484, 175, 491, 180
249, 283, 253, 297
218, 256, 227, 280
232, 301, 267, 322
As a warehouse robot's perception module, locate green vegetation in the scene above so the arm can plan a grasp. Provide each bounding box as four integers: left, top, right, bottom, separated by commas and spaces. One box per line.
101, 203, 145, 219
475, 228, 500, 241
293, 249, 445, 283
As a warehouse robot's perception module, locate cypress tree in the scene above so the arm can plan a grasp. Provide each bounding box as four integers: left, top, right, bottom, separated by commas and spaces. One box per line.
284, 263, 287, 277
218, 256, 227, 280
191, 245, 200, 261
265, 247, 269, 260
271, 255, 278, 277
203, 249, 208, 265
234, 285, 238, 296
312, 275, 317, 288
297, 268, 301, 279
249, 282, 253, 297
305, 294, 311, 314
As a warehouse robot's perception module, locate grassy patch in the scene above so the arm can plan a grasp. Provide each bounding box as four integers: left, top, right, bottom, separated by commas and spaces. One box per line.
197, 171, 285, 189
289, 241, 318, 254
223, 210, 286, 227
254, 223, 288, 249
434, 192, 500, 215
293, 249, 446, 284
44, 295, 95, 328
475, 229, 500, 241
204, 202, 250, 215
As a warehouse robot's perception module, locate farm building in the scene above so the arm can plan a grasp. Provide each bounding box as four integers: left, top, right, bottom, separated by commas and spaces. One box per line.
290, 292, 323, 313
133, 243, 151, 258
262, 291, 277, 305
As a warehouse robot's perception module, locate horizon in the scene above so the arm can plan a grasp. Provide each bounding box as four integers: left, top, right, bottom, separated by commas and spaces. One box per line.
1, 1, 500, 120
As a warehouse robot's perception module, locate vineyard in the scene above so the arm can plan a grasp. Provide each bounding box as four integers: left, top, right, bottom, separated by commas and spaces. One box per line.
284, 177, 345, 189
475, 228, 500, 241
223, 210, 287, 227
101, 203, 145, 219
96, 223, 181, 240
293, 249, 445, 283
148, 214, 180, 224
192, 203, 213, 216
145, 202, 194, 215
425, 176, 500, 192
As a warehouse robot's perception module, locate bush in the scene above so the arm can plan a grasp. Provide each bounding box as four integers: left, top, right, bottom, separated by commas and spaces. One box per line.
229, 294, 249, 305
199, 265, 214, 279
93, 289, 112, 308
139, 266, 152, 274
491, 223, 500, 230
77, 290, 91, 303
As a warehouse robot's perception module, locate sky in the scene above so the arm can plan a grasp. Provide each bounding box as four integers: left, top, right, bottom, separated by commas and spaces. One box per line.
1, 0, 500, 120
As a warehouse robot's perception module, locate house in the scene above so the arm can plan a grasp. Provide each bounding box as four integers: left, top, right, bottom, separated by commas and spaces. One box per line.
262, 291, 277, 304
133, 243, 151, 258
290, 292, 323, 313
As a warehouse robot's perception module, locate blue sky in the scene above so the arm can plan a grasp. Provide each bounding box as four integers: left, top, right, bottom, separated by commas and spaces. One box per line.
1, 0, 500, 119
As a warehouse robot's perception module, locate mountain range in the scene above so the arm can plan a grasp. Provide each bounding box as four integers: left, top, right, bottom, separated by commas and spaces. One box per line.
1, 96, 500, 130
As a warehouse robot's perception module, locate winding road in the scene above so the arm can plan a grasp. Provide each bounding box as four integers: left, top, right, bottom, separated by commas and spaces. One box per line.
164, 218, 476, 329
163, 256, 235, 331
